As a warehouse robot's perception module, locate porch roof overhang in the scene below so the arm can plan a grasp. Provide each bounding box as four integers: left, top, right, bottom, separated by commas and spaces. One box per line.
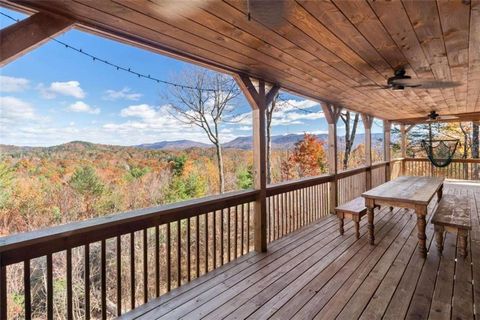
1, 0, 480, 124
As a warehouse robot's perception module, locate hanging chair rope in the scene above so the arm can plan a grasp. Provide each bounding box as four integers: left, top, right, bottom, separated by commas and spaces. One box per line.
421, 139, 459, 168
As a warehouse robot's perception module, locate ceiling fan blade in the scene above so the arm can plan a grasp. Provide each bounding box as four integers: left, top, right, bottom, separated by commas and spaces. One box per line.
438, 115, 459, 120
352, 84, 390, 89
392, 78, 461, 89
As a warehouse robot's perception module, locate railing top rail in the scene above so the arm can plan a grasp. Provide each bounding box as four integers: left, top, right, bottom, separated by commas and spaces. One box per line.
266, 174, 333, 197
0, 189, 258, 265
337, 166, 369, 179
404, 158, 480, 164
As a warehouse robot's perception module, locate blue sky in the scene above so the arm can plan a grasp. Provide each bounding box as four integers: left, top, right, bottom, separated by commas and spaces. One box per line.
0, 7, 382, 147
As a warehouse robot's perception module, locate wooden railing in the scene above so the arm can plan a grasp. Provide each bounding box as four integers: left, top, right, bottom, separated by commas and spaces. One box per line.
0, 190, 258, 319
0, 160, 398, 319
266, 175, 332, 242
403, 158, 480, 180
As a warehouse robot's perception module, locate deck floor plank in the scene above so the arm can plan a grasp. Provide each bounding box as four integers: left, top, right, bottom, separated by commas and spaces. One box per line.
119, 182, 480, 320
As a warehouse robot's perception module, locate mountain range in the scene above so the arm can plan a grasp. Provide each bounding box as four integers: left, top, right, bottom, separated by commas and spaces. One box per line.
0, 133, 384, 153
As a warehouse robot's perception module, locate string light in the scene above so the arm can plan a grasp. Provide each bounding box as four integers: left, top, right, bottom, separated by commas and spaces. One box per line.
0, 11, 217, 92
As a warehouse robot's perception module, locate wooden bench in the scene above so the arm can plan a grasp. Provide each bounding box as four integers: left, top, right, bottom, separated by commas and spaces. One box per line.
335, 197, 381, 239
432, 194, 471, 258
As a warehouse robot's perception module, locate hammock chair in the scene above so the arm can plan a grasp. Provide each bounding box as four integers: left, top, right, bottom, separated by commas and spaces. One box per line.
421, 139, 459, 168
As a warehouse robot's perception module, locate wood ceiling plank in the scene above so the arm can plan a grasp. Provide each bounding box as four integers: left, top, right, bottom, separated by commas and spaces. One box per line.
437, 0, 471, 114
402, 0, 458, 112
189, 0, 407, 116
224, 0, 415, 116
284, 1, 422, 115
298, 0, 431, 115
331, 0, 438, 111
469, 0, 480, 112
115, 0, 384, 113
24, 0, 366, 110
368, 0, 450, 113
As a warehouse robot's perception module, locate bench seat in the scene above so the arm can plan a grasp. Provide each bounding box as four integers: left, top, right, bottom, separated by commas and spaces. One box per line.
432, 194, 471, 258
335, 197, 380, 239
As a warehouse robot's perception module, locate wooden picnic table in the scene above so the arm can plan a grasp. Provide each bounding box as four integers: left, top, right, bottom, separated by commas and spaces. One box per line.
362, 176, 444, 258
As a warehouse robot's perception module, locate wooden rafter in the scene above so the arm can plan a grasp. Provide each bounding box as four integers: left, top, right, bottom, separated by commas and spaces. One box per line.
0, 11, 74, 67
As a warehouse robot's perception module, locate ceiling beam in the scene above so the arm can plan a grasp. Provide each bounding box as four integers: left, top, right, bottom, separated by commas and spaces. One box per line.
0, 11, 74, 67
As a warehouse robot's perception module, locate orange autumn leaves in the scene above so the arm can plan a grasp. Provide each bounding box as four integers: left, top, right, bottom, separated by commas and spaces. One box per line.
281, 134, 327, 180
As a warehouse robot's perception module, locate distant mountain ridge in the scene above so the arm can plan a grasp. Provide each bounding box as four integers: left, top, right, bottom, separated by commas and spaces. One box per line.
0, 133, 384, 153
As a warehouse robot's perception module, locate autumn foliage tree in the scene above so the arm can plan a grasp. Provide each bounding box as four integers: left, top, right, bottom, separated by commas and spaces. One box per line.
282, 134, 327, 179
69, 166, 104, 216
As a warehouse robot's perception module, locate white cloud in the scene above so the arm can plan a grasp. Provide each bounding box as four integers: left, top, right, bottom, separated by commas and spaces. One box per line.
68, 101, 100, 114
231, 98, 324, 127
39, 81, 85, 99
0, 96, 35, 121
120, 104, 157, 119
0, 76, 29, 92
103, 87, 142, 101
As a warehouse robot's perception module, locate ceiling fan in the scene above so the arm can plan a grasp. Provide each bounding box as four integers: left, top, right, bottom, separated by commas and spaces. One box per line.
358, 68, 461, 91
426, 111, 459, 121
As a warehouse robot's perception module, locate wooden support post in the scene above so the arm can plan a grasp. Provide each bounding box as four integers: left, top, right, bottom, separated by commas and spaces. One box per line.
235, 74, 279, 252
0, 12, 74, 67
384, 120, 392, 181
321, 103, 342, 213
362, 114, 373, 189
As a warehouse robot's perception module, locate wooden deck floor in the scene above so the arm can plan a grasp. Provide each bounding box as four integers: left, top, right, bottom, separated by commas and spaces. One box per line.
121, 181, 480, 320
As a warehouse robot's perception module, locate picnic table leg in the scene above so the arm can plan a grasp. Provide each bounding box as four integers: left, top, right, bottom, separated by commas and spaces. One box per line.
437, 184, 443, 202
415, 205, 428, 258
434, 225, 444, 254
337, 213, 344, 236
458, 230, 468, 258
366, 199, 375, 245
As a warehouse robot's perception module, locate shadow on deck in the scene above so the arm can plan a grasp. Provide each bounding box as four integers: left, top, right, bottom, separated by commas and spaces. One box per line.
122, 181, 480, 320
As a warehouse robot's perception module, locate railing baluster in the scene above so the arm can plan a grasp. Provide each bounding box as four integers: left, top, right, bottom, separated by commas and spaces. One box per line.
187, 218, 191, 282
143, 229, 148, 303
46, 254, 53, 319
235, 205, 239, 258
101, 240, 107, 320
241, 204, 245, 254
130, 232, 135, 309
24, 260, 31, 320
220, 209, 224, 265
66, 249, 72, 320
247, 202, 251, 251
0, 255, 6, 320
177, 220, 182, 286
85, 244, 90, 320
205, 214, 209, 273
196, 216, 200, 277
227, 207, 231, 262
155, 226, 159, 297
117, 236, 122, 316
212, 211, 216, 269
167, 223, 171, 291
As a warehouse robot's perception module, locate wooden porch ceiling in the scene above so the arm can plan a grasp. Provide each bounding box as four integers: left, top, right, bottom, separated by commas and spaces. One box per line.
2, 0, 480, 122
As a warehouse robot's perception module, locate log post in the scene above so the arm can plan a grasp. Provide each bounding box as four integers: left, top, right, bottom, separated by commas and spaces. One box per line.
384, 120, 392, 181
362, 114, 373, 189
321, 103, 342, 214
235, 74, 279, 252
0, 12, 74, 67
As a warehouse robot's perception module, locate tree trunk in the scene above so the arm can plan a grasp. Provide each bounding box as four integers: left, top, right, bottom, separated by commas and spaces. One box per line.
266, 120, 272, 184
215, 142, 225, 193
342, 112, 359, 170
